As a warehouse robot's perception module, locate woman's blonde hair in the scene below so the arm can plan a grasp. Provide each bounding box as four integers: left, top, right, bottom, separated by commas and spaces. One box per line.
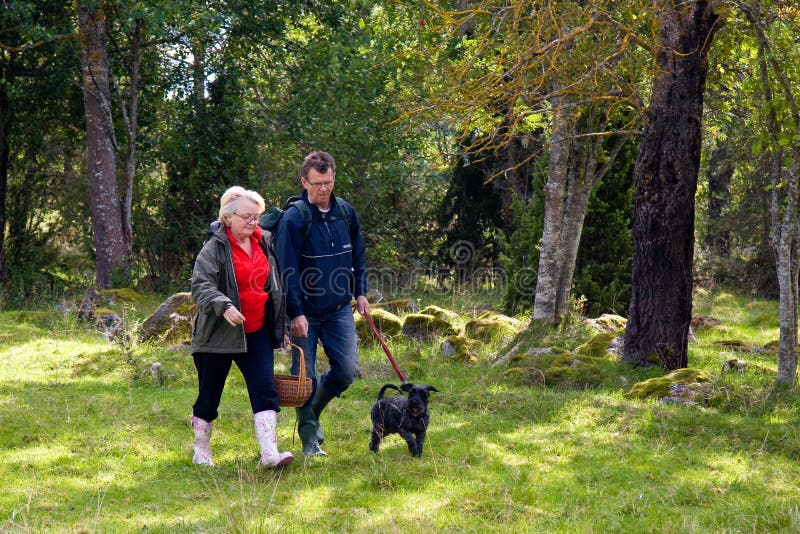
219, 186, 265, 225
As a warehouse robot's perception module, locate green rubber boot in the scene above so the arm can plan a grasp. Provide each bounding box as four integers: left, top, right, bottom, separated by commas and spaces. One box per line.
310, 385, 336, 444
296, 404, 326, 457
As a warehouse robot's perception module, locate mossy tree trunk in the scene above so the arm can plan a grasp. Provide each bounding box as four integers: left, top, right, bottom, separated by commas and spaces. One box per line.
78, 1, 127, 288
623, 0, 721, 370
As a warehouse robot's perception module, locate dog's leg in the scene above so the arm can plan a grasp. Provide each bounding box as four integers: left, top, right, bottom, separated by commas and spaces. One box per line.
412, 430, 426, 457
398, 427, 421, 457
369, 425, 384, 453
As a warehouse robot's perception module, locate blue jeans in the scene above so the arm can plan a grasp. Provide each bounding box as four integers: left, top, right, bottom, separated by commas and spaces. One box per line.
193, 328, 279, 421
290, 305, 359, 405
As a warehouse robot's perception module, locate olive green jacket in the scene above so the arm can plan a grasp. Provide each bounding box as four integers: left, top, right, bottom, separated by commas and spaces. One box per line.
191, 226, 285, 354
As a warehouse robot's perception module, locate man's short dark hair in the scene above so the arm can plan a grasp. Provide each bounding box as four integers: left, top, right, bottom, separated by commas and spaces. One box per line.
302, 151, 336, 179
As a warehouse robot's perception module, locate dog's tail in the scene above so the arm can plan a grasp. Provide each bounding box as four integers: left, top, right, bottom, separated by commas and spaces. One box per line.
377, 383, 401, 400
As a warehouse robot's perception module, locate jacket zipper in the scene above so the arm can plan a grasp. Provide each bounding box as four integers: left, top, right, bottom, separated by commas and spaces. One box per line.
324, 221, 334, 248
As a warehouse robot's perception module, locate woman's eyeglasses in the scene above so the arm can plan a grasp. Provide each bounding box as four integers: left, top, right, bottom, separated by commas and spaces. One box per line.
233, 213, 260, 223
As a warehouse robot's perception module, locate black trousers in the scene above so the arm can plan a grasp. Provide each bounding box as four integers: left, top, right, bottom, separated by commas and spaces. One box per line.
192, 328, 279, 421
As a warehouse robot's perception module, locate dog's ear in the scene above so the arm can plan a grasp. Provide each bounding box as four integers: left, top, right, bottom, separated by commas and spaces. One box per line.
399, 382, 414, 392
427, 386, 440, 393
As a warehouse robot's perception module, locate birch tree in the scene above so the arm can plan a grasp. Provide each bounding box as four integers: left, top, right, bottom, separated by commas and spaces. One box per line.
739, 0, 800, 386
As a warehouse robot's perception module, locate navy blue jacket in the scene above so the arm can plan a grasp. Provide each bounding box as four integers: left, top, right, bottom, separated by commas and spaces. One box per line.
274, 191, 368, 319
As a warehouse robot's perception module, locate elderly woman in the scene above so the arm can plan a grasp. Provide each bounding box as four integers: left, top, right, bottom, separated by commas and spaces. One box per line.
190, 186, 293, 467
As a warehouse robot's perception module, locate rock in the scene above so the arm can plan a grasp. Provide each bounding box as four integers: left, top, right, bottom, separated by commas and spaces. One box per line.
691, 315, 721, 330
574, 332, 620, 359
586, 314, 627, 333
712, 339, 757, 352
722, 359, 747, 373
419, 305, 460, 321
402, 313, 458, 341
103, 288, 145, 303
97, 310, 125, 342
355, 308, 403, 342
373, 299, 420, 315
624, 368, 713, 401
658, 382, 714, 407
465, 311, 524, 341
138, 292, 195, 344
721, 358, 776, 375
440, 335, 482, 363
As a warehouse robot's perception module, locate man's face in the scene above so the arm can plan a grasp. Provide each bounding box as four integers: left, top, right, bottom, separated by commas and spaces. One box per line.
302, 168, 335, 207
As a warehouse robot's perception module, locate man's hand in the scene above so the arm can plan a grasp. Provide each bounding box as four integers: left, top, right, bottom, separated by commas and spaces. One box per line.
356, 295, 370, 316
291, 314, 309, 338
223, 305, 245, 326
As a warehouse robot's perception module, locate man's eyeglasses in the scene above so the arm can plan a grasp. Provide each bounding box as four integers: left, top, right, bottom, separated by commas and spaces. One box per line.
233, 213, 260, 223
305, 179, 335, 189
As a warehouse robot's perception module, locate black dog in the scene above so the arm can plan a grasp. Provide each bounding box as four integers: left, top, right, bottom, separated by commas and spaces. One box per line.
369, 382, 439, 457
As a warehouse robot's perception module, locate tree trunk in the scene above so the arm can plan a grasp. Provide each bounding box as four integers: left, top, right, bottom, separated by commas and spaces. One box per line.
118, 20, 142, 269
78, 1, 127, 288
533, 102, 570, 322
745, 1, 800, 386
705, 144, 733, 256
0, 80, 10, 284
535, 102, 629, 322
554, 132, 603, 318
623, 1, 721, 370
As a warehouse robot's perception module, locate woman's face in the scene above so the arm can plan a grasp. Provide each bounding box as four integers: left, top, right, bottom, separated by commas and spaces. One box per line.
228, 198, 261, 241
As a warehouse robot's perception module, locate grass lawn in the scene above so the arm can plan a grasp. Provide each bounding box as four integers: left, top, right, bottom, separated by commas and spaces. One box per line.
1, 289, 799, 533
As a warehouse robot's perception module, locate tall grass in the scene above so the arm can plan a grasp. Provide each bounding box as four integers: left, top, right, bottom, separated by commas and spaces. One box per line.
1, 290, 798, 532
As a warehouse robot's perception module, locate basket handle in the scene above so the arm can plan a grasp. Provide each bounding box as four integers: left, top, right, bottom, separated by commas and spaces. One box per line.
288, 342, 307, 384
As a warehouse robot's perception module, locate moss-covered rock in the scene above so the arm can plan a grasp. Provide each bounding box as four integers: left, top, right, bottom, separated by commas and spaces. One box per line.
691, 315, 721, 331
419, 305, 460, 321
503, 366, 546, 387
355, 308, 403, 342
465, 311, 524, 341
574, 331, 623, 359
586, 314, 627, 333
658, 382, 714, 407
373, 299, 420, 316
712, 339, 758, 352
138, 292, 194, 344
441, 335, 482, 363
721, 358, 776, 375
624, 368, 713, 400
104, 288, 145, 303
504, 347, 613, 389
544, 358, 605, 389
402, 313, 458, 341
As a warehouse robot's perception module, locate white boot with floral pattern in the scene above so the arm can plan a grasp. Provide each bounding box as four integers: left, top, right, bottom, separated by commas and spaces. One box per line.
254, 410, 294, 467
191, 415, 214, 466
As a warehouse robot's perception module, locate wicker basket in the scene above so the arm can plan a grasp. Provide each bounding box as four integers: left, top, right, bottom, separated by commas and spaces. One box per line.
275, 342, 313, 407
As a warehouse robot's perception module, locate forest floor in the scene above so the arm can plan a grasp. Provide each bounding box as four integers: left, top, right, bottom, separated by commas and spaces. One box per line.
1, 288, 798, 533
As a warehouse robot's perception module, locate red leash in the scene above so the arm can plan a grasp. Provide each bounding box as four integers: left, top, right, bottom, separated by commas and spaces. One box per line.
363, 310, 406, 383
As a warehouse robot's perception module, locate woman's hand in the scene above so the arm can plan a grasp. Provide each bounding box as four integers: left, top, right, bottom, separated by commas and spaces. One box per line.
223, 305, 245, 326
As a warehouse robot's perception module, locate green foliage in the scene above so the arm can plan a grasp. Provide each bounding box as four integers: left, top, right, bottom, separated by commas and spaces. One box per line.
501, 172, 546, 314
437, 140, 508, 275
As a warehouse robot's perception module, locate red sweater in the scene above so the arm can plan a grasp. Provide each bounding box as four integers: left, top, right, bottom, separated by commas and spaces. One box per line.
226, 226, 270, 334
